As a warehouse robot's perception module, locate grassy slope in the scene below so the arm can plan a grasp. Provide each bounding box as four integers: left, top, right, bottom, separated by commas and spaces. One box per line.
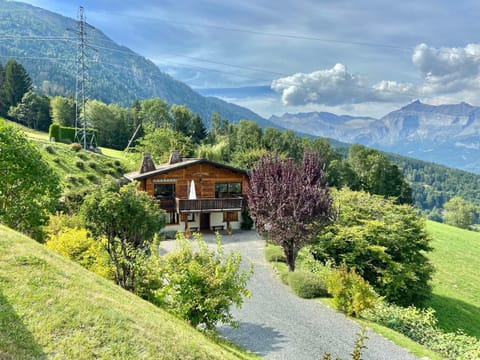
0, 225, 257, 359
426, 220, 480, 337
2, 118, 138, 189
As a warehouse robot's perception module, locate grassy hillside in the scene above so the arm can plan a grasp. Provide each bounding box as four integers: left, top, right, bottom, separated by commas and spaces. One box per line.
426, 220, 480, 338
3, 118, 138, 187
0, 225, 257, 359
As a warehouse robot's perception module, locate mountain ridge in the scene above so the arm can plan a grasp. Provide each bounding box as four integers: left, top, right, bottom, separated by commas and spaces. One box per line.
0, 0, 274, 128
269, 100, 480, 173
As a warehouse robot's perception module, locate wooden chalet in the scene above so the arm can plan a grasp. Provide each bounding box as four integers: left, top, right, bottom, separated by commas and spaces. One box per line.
124, 151, 249, 234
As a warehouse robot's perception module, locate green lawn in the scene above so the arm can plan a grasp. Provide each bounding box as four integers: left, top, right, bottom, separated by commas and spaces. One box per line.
0, 225, 258, 359
2, 117, 50, 141
426, 220, 480, 338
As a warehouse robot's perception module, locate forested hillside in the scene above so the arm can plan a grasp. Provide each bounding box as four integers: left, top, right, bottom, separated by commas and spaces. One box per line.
0, 0, 271, 128
387, 153, 480, 211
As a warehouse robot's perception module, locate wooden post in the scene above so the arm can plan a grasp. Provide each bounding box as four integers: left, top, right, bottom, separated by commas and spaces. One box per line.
182, 213, 191, 238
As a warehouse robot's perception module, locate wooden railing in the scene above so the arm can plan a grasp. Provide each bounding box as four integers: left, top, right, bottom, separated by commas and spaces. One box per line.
155, 197, 176, 210
176, 197, 243, 213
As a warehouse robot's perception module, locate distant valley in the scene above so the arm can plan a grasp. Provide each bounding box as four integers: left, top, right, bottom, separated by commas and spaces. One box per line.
270, 100, 480, 174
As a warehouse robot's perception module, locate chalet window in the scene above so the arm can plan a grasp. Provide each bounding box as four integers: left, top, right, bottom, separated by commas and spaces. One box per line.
215, 182, 241, 198
154, 183, 175, 199
187, 213, 195, 222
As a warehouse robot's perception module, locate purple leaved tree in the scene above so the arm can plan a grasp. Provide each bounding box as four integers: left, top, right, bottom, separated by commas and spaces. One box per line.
247, 151, 334, 271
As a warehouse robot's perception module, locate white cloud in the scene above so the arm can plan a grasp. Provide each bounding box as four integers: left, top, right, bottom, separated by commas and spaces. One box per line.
413, 43, 480, 95
271, 64, 414, 106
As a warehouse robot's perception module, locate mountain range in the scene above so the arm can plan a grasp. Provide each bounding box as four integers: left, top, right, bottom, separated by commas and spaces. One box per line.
270, 100, 480, 174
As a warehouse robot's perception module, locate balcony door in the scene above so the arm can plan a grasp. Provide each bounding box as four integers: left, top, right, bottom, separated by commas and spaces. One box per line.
200, 213, 210, 230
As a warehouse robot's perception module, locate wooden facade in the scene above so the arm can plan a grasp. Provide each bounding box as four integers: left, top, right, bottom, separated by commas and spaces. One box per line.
125, 153, 249, 233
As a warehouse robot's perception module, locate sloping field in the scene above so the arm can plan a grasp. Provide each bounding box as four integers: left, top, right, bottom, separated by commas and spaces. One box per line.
426, 220, 480, 338
0, 225, 255, 359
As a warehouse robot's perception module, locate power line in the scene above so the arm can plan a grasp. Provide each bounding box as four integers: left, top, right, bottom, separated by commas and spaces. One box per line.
0, 35, 75, 41
162, 20, 412, 52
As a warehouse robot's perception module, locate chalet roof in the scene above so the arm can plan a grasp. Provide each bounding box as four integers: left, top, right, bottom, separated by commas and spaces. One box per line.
124, 157, 247, 181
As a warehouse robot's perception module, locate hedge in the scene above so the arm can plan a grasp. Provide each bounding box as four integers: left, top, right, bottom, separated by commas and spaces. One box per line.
49, 124, 98, 147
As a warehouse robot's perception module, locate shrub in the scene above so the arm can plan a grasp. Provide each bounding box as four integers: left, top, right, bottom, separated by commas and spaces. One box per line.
71, 142, 82, 152
46, 227, 114, 279
60, 186, 93, 213
154, 232, 252, 331
43, 144, 56, 154
362, 301, 480, 359
88, 161, 97, 169
312, 188, 433, 305
114, 159, 121, 167
265, 244, 286, 262
326, 263, 377, 317
288, 270, 329, 299
86, 174, 98, 183
65, 175, 77, 184
49, 123, 60, 141
75, 160, 84, 169
240, 208, 254, 230
53, 157, 61, 164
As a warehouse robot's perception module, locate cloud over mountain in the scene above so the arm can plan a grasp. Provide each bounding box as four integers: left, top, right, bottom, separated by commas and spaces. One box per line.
272, 42, 480, 108
271, 63, 414, 106
413, 43, 480, 94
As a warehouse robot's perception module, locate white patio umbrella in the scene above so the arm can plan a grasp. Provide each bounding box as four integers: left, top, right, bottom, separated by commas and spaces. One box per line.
188, 180, 197, 200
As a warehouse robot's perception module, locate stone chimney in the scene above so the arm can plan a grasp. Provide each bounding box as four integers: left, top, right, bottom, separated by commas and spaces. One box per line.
168, 150, 182, 165
139, 153, 156, 174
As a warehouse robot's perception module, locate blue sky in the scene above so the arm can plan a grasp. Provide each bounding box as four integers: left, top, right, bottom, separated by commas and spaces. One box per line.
24, 0, 480, 118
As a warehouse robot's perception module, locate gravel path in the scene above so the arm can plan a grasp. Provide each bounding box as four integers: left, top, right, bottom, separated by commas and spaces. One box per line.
161, 231, 418, 360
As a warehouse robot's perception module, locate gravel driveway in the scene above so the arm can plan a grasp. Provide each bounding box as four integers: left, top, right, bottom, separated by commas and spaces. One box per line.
161, 230, 418, 360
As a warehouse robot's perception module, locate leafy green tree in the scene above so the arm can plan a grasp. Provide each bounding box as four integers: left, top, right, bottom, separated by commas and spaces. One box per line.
264, 128, 304, 161
8, 91, 51, 131
139, 98, 171, 128
0, 59, 32, 115
206, 112, 230, 144
231, 148, 268, 170
80, 182, 165, 291
50, 96, 76, 127
232, 120, 263, 153
443, 197, 476, 229
155, 232, 252, 331
0, 120, 60, 240
86, 100, 133, 149
171, 104, 193, 135
348, 144, 412, 204
312, 188, 434, 305
248, 151, 334, 271
135, 126, 193, 163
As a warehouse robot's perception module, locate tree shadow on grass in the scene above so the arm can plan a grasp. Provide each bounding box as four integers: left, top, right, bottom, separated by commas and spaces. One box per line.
218, 321, 286, 356
427, 293, 480, 338
0, 289, 47, 359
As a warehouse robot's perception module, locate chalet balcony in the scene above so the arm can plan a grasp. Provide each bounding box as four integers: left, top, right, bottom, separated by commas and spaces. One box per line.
176, 197, 243, 213
155, 197, 176, 211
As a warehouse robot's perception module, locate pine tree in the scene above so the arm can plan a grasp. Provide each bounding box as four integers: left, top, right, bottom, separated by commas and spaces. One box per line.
1, 59, 32, 115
